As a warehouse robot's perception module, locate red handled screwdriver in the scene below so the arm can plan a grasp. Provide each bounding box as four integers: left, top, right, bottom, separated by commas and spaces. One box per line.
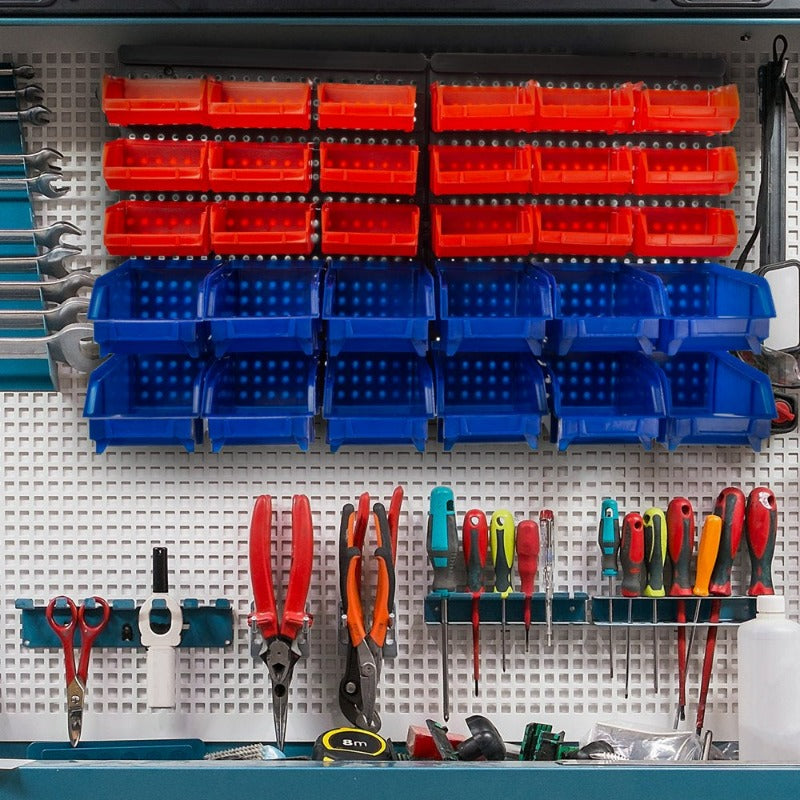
667, 498, 695, 728
746, 487, 777, 596
463, 509, 489, 696
619, 512, 645, 699
516, 520, 540, 652
697, 487, 745, 736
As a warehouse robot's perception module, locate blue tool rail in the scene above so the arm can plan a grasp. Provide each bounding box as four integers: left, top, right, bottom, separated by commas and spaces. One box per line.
424, 592, 589, 624
591, 596, 756, 626
15, 597, 234, 649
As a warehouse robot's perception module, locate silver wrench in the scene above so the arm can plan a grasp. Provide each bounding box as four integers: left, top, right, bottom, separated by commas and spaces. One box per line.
0, 106, 51, 126
0, 222, 83, 250
0, 297, 89, 332
0, 148, 62, 174
0, 84, 45, 104
0, 246, 83, 278
0, 173, 67, 198
0, 66, 35, 80
0, 271, 95, 302
0, 322, 100, 373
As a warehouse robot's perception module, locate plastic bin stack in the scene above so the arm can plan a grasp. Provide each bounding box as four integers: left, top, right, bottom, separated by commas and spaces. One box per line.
430, 56, 775, 451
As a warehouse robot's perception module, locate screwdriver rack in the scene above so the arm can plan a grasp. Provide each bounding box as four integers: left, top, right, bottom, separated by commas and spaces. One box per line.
591, 596, 756, 625
424, 592, 589, 625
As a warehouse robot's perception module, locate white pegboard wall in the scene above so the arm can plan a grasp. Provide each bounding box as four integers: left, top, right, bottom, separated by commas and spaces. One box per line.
1, 23, 799, 745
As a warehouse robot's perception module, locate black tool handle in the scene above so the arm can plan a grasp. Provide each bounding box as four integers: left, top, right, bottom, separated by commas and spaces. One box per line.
153, 546, 169, 593
709, 488, 746, 597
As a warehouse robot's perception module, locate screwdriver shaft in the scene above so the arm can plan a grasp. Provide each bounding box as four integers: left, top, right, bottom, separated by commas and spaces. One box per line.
608, 576, 614, 679
652, 599, 659, 693
501, 597, 507, 673
625, 598, 632, 699
441, 597, 450, 722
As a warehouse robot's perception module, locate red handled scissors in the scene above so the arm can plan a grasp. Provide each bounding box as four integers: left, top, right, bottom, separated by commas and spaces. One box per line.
46, 596, 111, 747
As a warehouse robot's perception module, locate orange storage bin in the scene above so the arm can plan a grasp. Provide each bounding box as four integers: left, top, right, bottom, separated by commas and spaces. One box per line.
320, 143, 419, 195
104, 201, 210, 256
430, 145, 532, 195
431, 204, 534, 257
321, 202, 420, 256
634, 206, 738, 258
533, 205, 634, 256
532, 146, 634, 195
533, 83, 636, 133
430, 82, 536, 132
635, 84, 740, 135
206, 80, 311, 129
210, 201, 315, 256
102, 76, 207, 126
633, 147, 738, 195
102, 139, 209, 192
317, 83, 417, 131
207, 142, 312, 194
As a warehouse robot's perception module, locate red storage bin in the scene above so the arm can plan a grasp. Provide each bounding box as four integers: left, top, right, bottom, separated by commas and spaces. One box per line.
320, 143, 419, 195
633, 147, 738, 196
321, 202, 420, 256
102, 76, 207, 126
317, 83, 416, 131
102, 139, 209, 192
210, 201, 315, 255
634, 206, 738, 258
635, 84, 740, 135
206, 80, 311, 129
430, 82, 536, 132
431, 204, 534, 257
532, 146, 634, 195
104, 201, 210, 256
533, 83, 636, 133
207, 141, 312, 194
533, 205, 634, 256
430, 145, 532, 195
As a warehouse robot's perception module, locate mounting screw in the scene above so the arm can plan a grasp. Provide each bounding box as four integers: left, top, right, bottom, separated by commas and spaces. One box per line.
741, 33, 751, 42
121, 623, 134, 642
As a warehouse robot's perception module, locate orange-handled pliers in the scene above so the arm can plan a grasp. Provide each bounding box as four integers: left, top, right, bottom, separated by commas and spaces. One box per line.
338, 487, 401, 732
248, 494, 314, 751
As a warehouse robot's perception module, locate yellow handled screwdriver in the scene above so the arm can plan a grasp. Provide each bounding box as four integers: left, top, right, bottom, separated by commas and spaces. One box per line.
643, 508, 667, 693
490, 510, 515, 674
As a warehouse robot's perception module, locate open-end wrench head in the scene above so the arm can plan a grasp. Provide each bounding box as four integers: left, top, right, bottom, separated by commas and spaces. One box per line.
36, 222, 83, 250
18, 84, 45, 104
14, 66, 36, 80
32, 148, 64, 174
20, 106, 52, 126
33, 173, 69, 199
39, 245, 83, 277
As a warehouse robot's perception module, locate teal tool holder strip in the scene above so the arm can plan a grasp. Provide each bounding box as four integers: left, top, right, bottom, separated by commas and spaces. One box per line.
16, 598, 234, 648
424, 591, 588, 624
591, 595, 756, 625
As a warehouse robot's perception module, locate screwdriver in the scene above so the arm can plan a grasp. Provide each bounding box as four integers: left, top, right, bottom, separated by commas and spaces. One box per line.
745, 487, 777, 596
697, 487, 745, 736
427, 486, 460, 722
685, 513, 722, 688
619, 512, 645, 700
540, 509, 555, 647
516, 520, 540, 652
598, 498, 620, 679
667, 498, 695, 728
490, 510, 516, 673
643, 507, 667, 693
463, 509, 489, 695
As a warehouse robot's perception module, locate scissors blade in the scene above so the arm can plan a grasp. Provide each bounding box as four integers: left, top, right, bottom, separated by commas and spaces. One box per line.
66, 677, 85, 748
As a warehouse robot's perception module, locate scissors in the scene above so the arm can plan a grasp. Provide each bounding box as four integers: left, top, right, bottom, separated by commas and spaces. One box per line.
46, 596, 111, 747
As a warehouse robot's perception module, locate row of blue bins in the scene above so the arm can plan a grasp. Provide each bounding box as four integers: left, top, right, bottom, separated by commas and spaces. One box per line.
88, 258, 773, 358
85, 257, 776, 453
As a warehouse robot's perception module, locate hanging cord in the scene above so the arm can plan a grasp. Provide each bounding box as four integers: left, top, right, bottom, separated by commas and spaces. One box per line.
736, 35, 800, 270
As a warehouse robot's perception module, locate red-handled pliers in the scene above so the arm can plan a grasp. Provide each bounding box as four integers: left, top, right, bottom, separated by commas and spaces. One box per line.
248, 494, 314, 751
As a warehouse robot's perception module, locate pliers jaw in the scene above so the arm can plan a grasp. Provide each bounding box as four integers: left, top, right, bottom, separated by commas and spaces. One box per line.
338, 639, 380, 732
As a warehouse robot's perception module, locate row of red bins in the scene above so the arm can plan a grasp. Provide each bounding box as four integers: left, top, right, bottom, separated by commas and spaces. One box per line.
431, 82, 739, 135
102, 75, 739, 136
103, 138, 738, 197
102, 75, 417, 131
103, 200, 736, 259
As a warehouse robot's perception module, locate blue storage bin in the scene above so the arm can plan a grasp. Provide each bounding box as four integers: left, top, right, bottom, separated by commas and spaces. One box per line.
647, 262, 775, 355
544, 262, 667, 355
202, 353, 318, 452
84, 354, 206, 453
436, 260, 555, 356
435, 351, 548, 450
658, 352, 776, 450
202, 258, 322, 356
323, 259, 435, 356
323, 353, 435, 452
548, 352, 669, 450
89, 258, 209, 357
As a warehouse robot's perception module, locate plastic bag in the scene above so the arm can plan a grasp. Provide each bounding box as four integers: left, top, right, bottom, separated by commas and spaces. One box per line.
581, 722, 704, 761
